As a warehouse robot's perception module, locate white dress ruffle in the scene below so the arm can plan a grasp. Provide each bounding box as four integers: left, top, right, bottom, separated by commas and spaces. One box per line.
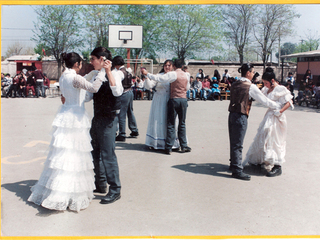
28, 68, 102, 212
243, 85, 293, 169
144, 76, 180, 149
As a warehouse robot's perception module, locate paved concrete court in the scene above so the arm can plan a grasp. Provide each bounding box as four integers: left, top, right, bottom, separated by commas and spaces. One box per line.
1, 96, 320, 237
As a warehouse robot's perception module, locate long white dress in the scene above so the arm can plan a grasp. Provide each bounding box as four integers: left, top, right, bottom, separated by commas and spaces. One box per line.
243, 85, 293, 169
28, 68, 105, 212
144, 75, 180, 149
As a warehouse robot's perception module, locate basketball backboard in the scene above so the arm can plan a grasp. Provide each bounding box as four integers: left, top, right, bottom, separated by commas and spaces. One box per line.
108, 25, 143, 49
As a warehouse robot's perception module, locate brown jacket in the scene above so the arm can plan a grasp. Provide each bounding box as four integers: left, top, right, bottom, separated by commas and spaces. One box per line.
228, 80, 252, 116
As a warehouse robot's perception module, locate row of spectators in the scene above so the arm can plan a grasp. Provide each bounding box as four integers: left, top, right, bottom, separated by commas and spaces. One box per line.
296, 69, 320, 108
1, 68, 50, 98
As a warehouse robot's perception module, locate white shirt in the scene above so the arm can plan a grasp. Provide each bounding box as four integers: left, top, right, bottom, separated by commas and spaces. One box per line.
239, 77, 280, 110
147, 70, 190, 90
85, 69, 123, 102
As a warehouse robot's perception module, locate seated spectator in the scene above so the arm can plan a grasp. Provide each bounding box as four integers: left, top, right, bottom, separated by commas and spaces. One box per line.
313, 80, 320, 108
2, 73, 12, 97
6, 74, 19, 98
134, 76, 145, 100
298, 83, 313, 106
286, 72, 295, 86
220, 75, 231, 90
211, 83, 221, 101
19, 73, 27, 97
186, 76, 194, 100
211, 76, 219, 85
222, 69, 230, 80
201, 75, 212, 101
192, 76, 202, 100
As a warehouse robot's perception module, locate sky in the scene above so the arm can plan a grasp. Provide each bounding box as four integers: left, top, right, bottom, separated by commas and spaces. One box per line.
1, 4, 320, 57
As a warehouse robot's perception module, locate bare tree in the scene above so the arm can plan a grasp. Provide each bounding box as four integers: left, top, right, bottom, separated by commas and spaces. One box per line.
253, 5, 299, 68
303, 29, 320, 51
5, 42, 35, 58
220, 5, 256, 65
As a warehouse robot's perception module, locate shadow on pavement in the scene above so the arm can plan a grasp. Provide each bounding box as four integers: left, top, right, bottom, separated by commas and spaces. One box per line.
1, 180, 64, 217
243, 164, 268, 176
116, 142, 151, 152
171, 163, 231, 178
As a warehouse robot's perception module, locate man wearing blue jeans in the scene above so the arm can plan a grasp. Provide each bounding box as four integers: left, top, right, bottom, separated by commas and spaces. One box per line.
112, 56, 139, 142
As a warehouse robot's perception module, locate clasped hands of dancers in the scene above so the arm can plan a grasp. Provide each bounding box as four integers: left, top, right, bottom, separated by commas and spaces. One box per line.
28, 47, 292, 212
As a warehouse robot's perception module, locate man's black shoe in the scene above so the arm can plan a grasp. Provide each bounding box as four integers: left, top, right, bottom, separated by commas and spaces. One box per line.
130, 131, 139, 137
181, 146, 192, 153
266, 165, 282, 177
232, 172, 251, 181
115, 135, 126, 142
93, 185, 107, 194
100, 193, 121, 204
164, 149, 172, 155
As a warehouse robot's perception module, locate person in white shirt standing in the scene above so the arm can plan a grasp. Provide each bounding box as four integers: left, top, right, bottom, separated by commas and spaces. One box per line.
112, 56, 139, 142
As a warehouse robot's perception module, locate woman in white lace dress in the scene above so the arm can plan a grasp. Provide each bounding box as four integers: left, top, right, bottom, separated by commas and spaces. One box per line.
243, 67, 294, 177
28, 52, 113, 212
144, 60, 180, 150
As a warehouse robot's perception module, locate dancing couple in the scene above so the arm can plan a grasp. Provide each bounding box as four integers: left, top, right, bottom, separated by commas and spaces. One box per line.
141, 58, 191, 155
228, 64, 293, 181
28, 47, 123, 212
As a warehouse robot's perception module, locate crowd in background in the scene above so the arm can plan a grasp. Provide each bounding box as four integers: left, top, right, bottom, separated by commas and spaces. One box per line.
2, 66, 320, 109
1, 67, 50, 98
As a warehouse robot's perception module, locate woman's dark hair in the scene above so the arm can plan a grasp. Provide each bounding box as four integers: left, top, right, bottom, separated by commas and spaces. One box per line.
159, 59, 173, 73
112, 55, 125, 66
238, 63, 254, 77
61, 52, 82, 69
262, 67, 276, 82
214, 69, 221, 80
91, 47, 112, 61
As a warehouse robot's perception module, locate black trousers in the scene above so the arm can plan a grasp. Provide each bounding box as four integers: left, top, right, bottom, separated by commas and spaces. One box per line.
90, 116, 121, 194
165, 98, 188, 150
228, 112, 248, 173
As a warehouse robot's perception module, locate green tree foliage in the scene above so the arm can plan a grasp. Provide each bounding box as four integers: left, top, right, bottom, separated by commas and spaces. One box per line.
163, 5, 221, 62
220, 5, 256, 65
33, 5, 83, 79
81, 5, 116, 49
114, 5, 165, 73
275, 42, 296, 61
253, 5, 300, 68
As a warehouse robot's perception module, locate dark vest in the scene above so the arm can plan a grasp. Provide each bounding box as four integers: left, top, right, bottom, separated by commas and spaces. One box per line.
93, 78, 121, 118
120, 68, 132, 90
228, 80, 252, 116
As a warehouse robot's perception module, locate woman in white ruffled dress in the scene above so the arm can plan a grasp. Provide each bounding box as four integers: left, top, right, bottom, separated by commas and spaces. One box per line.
28, 52, 113, 212
243, 67, 294, 177
144, 60, 180, 150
